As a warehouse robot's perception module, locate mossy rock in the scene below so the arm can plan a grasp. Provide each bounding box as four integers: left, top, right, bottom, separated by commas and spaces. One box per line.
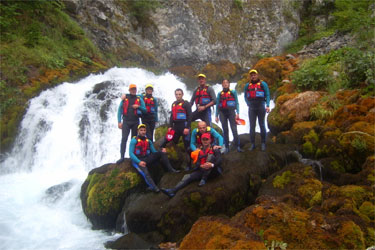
81, 162, 142, 229
337, 221, 365, 249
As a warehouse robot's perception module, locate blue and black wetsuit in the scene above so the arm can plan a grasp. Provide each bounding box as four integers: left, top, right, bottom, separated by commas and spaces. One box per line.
244, 80, 270, 144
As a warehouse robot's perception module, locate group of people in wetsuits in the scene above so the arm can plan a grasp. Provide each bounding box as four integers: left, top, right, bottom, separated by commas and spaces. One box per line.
116, 70, 270, 197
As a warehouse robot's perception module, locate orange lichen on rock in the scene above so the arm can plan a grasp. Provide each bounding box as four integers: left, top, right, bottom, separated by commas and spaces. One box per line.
179, 216, 265, 250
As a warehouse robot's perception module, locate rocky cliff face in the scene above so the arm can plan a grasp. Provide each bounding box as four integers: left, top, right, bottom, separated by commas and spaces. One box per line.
63, 0, 301, 68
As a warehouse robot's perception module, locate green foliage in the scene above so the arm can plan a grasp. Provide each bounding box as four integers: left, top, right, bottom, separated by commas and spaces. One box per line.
351, 136, 367, 152
273, 170, 294, 189
0, 1, 99, 85
333, 0, 375, 41
310, 104, 334, 121
291, 47, 375, 94
291, 59, 334, 91
233, 0, 243, 10
264, 240, 288, 250
127, 0, 160, 26
0, 80, 21, 116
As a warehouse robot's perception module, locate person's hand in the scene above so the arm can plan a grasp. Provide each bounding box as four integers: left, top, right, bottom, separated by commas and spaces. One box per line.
215, 117, 219, 123
198, 105, 206, 112
118, 122, 123, 129
132, 104, 140, 109
235, 114, 239, 120
183, 128, 189, 135
161, 148, 167, 153
266, 107, 270, 113
200, 162, 212, 169
213, 145, 222, 150
139, 161, 146, 167
121, 94, 126, 100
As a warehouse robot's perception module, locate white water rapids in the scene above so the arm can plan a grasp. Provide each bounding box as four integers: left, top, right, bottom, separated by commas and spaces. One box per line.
0, 67, 273, 250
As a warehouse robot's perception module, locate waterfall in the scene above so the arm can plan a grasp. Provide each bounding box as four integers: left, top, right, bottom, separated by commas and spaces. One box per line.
0, 67, 272, 250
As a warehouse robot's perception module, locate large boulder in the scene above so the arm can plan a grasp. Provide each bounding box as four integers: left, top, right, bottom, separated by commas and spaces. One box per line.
80, 161, 143, 229
268, 91, 322, 134
110, 143, 297, 246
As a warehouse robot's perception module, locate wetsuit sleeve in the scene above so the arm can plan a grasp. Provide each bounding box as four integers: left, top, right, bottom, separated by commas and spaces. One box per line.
208, 87, 216, 104
154, 97, 159, 122
138, 95, 147, 114
118, 100, 124, 123
185, 101, 192, 129
212, 149, 222, 166
190, 129, 197, 151
190, 89, 197, 106
169, 103, 174, 128
262, 81, 271, 107
129, 138, 141, 164
232, 89, 240, 114
215, 92, 221, 117
211, 128, 224, 146
244, 83, 250, 106
149, 140, 157, 153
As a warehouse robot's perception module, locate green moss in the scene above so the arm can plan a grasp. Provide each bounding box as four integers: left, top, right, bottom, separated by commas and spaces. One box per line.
309, 191, 322, 207
298, 179, 323, 208
273, 171, 294, 189
366, 228, 375, 247
229, 192, 245, 216
85, 168, 141, 215
302, 141, 315, 156
339, 185, 368, 207
338, 221, 365, 249
330, 160, 346, 173
359, 201, 375, 220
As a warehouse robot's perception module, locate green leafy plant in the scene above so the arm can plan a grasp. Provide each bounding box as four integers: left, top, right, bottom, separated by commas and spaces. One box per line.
310, 104, 334, 121
264, 240, 288, 250
233, 0, 243, 10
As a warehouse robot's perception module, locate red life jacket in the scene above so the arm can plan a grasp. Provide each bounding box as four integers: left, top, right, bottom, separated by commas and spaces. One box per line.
198, 147, 214, 165
123, 96, 141, 115
194, 86, 211, 105
143, 95, 155, 113
134, 136, 151, 157
195, 127, 213, 146
219, 90, 236, 109
246, 81, 265, 101
172, 101, 187, 121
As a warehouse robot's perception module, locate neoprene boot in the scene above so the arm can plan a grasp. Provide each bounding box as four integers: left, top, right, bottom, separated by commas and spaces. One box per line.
161, 153, 180, 173
198, 179, 206, 187
161, 176, 190, 198
116, 157, 125, 164
248, 144, 256, 151
261, 143, 266, 151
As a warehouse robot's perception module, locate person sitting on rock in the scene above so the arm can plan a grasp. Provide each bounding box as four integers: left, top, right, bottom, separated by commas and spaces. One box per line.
161, 132, 222, 198
130, 124, 179, 193
190, 121, 224, 152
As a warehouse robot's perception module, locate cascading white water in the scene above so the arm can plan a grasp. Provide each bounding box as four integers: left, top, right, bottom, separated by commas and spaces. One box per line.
0, 67, 272, 250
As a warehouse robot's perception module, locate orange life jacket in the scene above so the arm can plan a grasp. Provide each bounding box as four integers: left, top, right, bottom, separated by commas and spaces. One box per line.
219, 90, 236, 109
246, 81, 265, 101
143, 95, 155, 114
134, 136, 151, 157
172, 101, 187, 121
123, 95, 141, 116
194, 86, 211, 105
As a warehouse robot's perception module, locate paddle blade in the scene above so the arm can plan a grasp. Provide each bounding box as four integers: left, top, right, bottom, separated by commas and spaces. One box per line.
236, 118, 246, 125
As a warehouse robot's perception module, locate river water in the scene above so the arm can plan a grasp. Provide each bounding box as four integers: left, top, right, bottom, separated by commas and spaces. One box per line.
0, 67, 272, 250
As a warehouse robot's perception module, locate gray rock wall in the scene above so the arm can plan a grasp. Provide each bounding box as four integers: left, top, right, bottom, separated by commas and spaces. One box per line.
63, 0, 301, 68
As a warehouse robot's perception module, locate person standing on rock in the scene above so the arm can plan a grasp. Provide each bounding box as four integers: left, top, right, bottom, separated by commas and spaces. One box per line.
161, 132, 222, 198
215, 79, 243, 153
190, 74, 216, 126
160, 88, 192, 166
116, 84, 147, 164
141, 84, 158, 140
130, 124, 179, 193
244, 69, 270, 151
